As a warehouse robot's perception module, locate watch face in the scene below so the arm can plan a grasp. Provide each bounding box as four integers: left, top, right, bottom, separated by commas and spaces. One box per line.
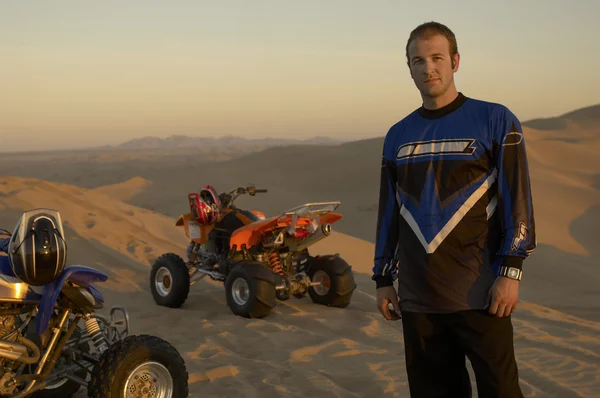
508, 268, 519, 278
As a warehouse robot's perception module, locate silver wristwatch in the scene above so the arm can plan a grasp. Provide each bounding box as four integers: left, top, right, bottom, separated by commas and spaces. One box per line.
499, 266, 522, 281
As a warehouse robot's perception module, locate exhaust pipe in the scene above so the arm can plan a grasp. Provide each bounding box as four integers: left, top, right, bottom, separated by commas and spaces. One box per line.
0, 336, 40, 364
294, 223, 332, 252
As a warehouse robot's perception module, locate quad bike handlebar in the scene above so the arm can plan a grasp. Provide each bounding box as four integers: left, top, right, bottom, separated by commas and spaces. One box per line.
219, 185, 268, 209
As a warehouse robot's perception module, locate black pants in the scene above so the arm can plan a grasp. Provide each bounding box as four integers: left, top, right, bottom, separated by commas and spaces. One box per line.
401, 310, 523, 398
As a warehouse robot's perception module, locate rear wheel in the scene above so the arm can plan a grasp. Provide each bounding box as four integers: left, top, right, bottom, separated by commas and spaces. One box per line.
307, 254, 356, 308
150, 253, 190, 308
225, 261, 277, 318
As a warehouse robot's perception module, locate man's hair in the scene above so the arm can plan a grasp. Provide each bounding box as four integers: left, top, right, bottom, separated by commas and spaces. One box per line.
405, 21, 458, 66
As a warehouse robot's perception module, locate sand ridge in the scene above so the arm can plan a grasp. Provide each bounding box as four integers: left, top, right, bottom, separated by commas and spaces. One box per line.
0, 176, 188, 269
91, 176, 153, 202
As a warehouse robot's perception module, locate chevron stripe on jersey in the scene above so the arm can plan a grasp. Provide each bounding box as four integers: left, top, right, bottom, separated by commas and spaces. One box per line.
395, 167, 497, 254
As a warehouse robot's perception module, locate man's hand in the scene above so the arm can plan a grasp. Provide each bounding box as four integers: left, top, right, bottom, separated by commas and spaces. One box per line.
487, 276, 520, 317
376, 286, 402, 320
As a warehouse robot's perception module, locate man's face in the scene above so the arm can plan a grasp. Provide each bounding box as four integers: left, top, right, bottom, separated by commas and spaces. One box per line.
407, 34, 459, 98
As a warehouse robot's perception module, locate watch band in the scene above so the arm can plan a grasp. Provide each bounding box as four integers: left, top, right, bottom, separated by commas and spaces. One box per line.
499, 266, 522, 281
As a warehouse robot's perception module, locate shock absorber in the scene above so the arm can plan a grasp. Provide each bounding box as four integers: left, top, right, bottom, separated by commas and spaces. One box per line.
84, 316, 108, 354
186, 241, 200, 263
268, 252, 285, 276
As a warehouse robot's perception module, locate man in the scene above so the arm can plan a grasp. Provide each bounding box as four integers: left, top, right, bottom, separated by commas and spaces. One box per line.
372, 21, 536, 397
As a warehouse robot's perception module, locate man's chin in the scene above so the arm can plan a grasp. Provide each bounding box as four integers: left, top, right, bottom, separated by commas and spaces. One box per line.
418, 83, 448, 98
420, 89, 442, 98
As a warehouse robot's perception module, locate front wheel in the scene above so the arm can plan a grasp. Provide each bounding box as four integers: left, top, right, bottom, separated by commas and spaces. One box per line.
87, 334, 189, 398
306, 254, 357, 308
150, 253, 190, 308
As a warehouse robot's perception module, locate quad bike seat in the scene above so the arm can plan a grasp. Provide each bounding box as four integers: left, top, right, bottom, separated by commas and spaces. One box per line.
207, 208, 260, 254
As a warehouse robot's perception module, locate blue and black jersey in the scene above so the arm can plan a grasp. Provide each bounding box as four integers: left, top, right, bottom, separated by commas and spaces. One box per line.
373, 93, 536, 313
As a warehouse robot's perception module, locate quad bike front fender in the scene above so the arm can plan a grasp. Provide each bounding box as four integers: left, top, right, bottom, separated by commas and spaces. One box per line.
175, 213, 211, 244
37, 266, 108, 335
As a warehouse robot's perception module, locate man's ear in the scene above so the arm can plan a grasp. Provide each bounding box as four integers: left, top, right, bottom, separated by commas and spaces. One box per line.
452, 52, 460, 72
408, 62, 414, 79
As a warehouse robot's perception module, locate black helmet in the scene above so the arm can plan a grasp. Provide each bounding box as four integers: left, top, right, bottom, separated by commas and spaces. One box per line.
8, 209, 67, 286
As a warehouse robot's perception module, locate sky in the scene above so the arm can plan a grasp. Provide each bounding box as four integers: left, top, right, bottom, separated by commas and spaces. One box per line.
1, 0, 599, 152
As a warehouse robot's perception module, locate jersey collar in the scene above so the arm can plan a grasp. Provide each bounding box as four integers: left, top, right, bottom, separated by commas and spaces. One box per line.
418, 92, 468, 119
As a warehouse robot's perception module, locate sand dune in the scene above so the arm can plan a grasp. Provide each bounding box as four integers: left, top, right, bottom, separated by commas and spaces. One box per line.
520, 126, 600, 255
0, 105, 598, 397
0, 169, 599, 397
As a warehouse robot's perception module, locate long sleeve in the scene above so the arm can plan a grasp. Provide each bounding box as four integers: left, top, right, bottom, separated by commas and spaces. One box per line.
372, 132, 400, 288
494, 108, 537, 271
0, 238, 9, 254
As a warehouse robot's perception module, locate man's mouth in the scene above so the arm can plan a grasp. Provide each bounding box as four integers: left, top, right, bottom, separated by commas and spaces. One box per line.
424, 78, 440, 83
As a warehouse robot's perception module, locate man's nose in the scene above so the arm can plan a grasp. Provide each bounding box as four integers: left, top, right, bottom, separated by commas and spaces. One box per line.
424, 60, 436, 74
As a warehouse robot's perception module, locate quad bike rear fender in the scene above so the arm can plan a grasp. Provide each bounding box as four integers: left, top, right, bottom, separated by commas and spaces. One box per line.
229, 211, 342, 250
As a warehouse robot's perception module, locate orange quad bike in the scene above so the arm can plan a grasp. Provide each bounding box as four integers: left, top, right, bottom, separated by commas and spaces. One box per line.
149, 185, 357, 318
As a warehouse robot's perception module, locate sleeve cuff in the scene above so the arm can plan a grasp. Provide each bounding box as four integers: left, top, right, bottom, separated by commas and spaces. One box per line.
373, 274, 394, 288
500, 256, 523, 271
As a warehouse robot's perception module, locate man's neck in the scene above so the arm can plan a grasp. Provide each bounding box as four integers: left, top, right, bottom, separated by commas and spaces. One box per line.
422, 87, 459, 110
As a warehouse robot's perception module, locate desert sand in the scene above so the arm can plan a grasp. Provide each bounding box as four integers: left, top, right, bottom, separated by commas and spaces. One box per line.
0, 116, 599, 397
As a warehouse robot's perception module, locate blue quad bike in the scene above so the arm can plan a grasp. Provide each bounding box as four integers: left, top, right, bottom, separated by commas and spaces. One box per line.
0, 209, 189, 397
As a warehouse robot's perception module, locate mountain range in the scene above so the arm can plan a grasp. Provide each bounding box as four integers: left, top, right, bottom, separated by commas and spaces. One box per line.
113, 134, 344, 150
109, 103, 600, 150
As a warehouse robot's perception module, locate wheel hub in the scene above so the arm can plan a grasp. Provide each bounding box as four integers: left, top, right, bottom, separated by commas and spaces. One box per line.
125, 362, 173, 398
312, 270, 331, 296
155, 267, 172, 296
231, 278, 250, 306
